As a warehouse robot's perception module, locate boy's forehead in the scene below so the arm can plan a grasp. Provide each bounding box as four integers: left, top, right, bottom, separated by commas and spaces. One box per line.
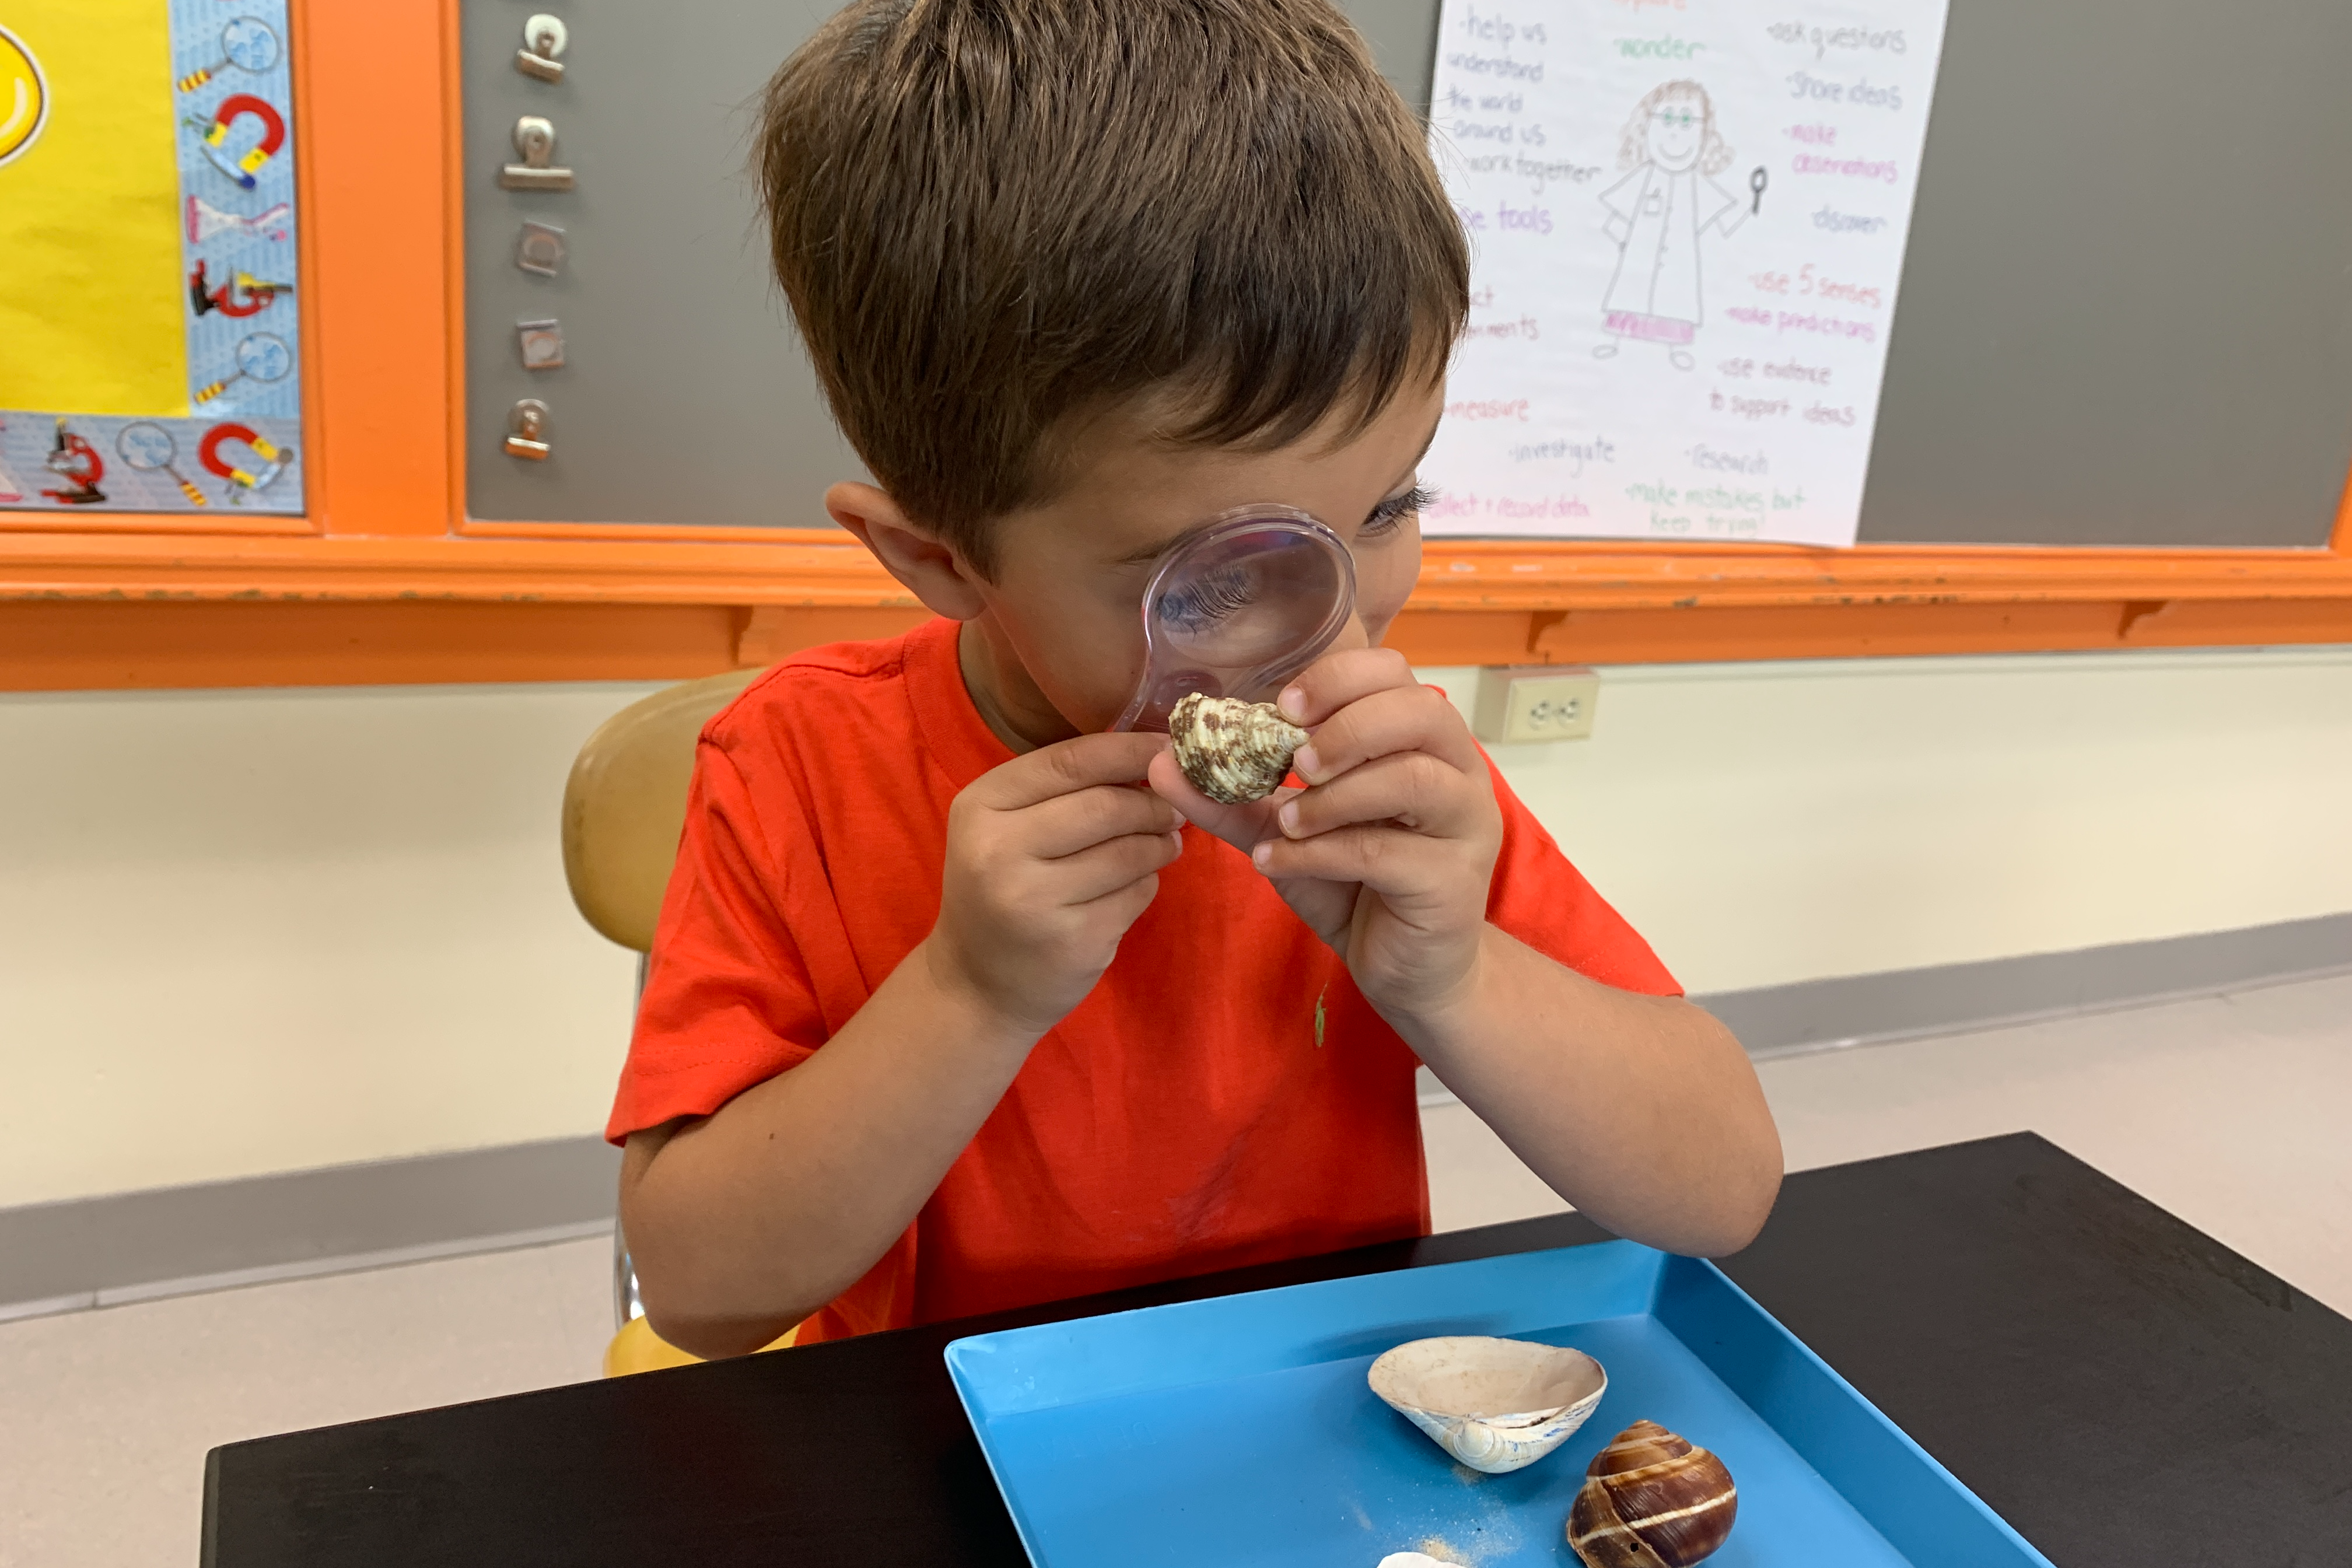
1027, 384, 1445, 566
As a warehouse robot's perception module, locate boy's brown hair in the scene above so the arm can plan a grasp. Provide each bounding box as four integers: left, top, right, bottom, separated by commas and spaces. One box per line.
757, 0, 1468, 572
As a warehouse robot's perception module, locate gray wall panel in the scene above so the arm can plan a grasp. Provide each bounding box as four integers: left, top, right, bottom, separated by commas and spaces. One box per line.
462, 0, 863, 526
1856, 0, 2352, 548
1347, 0, 1443, 113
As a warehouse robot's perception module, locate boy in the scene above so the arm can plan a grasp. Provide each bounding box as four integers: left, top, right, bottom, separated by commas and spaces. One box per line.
612, 0, 1781, 1360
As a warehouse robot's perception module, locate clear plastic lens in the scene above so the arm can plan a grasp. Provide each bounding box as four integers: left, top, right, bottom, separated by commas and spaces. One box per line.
1112, 506, 1356, 733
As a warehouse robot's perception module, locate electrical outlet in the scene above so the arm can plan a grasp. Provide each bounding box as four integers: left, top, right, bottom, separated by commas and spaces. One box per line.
1471, 666, 1601, 744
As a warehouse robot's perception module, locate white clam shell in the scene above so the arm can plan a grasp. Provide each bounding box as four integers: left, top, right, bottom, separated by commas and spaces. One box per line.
1168, 692, 1309, 805
1367, 1336, 1608, 1475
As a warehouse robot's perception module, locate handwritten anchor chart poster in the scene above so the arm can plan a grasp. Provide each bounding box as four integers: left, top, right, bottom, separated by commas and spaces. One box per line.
0, 0, 303, 514
1422, 0, 1949, 546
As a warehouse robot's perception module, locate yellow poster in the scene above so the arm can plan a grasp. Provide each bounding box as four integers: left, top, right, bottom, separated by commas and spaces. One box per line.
1, 0, 301, 514
0, 0, 188, 415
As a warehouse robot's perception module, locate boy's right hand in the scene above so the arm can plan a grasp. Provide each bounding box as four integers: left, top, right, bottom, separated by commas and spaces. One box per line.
925, 732, 1185, 1035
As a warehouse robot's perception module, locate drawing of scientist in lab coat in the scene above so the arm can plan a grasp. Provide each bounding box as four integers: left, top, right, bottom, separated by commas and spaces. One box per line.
1595, 80, 1746, 370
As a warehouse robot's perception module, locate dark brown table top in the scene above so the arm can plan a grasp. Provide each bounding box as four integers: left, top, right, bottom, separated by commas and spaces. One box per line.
201, 1132, 2352, 1565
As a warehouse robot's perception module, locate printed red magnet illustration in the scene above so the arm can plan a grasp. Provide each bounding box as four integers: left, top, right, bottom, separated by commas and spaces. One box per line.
191, 92, 285, 190
41, 418, 106, 505
199, 422, 291, 498
188, 259, 293, 318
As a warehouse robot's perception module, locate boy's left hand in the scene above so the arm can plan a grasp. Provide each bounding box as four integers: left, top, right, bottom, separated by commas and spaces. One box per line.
1147, 648, 1502, 1018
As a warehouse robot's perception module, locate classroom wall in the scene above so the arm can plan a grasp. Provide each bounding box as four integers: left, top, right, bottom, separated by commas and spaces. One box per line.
2, 645, 2348, 1210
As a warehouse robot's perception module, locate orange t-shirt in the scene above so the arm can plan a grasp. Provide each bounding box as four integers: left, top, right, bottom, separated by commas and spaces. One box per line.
608, 617, 1678, 1343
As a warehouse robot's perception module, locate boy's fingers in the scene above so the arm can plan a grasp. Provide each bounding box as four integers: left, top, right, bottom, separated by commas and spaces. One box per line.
1144, 750, 1282, 850
974, 732, 1169, 811
1023, 782, 1185, 860
1048, 829, 1186, 905
1279, 751, 1480, 840
1250, 822, 1454, 899
1070, 868, 1164, 932
1275, 646, 1416, 727
1293, 683, 1483, 783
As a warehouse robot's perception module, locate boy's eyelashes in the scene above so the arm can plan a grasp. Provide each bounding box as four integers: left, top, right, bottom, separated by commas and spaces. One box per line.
1362, 484, 1436, 536
1114, 487, 1435, 572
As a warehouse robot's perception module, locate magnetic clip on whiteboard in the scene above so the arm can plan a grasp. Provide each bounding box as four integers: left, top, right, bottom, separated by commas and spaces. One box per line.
517, 319, 566, 371
516, 14, 568, 82
499, 117, 575, 191
515, 219, 566, 277
505, 400, 553, 461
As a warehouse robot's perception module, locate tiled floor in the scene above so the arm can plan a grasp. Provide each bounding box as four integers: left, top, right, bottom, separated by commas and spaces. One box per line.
3, 972, 2347, 1567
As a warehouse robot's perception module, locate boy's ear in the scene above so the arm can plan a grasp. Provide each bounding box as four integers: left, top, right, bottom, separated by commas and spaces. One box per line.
825, 482, 989, 622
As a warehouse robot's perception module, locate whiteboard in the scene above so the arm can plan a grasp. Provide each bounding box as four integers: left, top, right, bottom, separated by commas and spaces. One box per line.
460, 0, 2352, 548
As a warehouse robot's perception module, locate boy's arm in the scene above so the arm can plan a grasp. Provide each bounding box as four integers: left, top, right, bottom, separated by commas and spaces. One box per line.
622, 732, 1182, 1359
1381, 928, 1777, 1259
1150, 652, 1781, 1258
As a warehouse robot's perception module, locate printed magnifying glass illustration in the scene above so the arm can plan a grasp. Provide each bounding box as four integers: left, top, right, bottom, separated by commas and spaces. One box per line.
1750, 166, 1768, 214
177, 18, 281, 94
1112, 507, 1357, 734
116, 424, 211, 508
193, 332, 293, 405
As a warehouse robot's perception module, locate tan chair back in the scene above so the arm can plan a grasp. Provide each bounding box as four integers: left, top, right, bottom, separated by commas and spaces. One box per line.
562, 666, 764, 952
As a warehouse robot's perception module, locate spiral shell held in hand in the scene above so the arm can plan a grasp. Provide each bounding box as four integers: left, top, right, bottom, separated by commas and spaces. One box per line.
1566, 1420, 1738, 1568
1168, 692, 1309, 805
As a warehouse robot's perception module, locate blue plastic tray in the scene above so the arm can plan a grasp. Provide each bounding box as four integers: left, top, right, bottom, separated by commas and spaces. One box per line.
946, 1241, 2055, 1567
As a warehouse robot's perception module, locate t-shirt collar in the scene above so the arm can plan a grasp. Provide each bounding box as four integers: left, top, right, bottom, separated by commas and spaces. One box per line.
903, 616, 1022, 789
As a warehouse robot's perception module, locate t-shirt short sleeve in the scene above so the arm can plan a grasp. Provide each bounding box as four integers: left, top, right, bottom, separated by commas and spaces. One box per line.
1484, 761, 1681, 998
604, 732, 831, 1143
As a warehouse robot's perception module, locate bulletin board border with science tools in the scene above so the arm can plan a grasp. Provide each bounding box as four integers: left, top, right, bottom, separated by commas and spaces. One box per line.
0, 0, 2346, 694
0, 0, 306, 521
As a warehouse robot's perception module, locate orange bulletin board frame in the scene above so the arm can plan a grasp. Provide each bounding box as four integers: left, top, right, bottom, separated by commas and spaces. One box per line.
3, 0, 2350, 692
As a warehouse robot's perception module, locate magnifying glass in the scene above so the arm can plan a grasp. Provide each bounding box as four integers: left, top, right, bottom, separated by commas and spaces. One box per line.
1112, 506, 1356, 733
193, 332, 293, 405
116, 423, 210, 507
177, 17, 281, 93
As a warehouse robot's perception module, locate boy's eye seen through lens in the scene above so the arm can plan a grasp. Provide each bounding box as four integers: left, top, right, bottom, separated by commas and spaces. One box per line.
1156, 564, 1259, 635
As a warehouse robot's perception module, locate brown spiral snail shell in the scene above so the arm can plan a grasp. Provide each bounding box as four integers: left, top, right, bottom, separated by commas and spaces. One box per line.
1565, 1419, 1738, 1568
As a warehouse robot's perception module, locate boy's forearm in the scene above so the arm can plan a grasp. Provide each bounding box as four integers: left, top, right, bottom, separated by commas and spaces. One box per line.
620, 937, 1044, 1359
1391, 926, 1782, 1257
